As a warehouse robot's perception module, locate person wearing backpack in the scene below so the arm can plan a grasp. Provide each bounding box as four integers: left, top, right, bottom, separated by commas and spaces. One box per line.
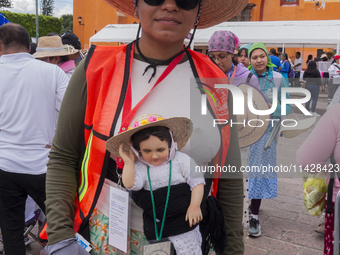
328, 55, 340, 104
302, 61, 322, 116
297, 103, 340, 255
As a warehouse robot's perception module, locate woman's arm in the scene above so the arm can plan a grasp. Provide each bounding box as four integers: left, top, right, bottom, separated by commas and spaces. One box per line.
45, 59, 87, 245
297, 104, 339, 167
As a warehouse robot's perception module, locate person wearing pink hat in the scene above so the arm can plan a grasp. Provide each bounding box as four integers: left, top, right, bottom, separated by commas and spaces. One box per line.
208, 30, 259, 89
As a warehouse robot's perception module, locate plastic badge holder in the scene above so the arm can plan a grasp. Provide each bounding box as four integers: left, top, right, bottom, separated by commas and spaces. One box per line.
143, 239, 175, 255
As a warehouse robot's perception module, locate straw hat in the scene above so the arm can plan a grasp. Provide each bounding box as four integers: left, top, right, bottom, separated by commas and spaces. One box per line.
279, 117, 316, 139
103, 0, 249, 29
106, 114, 193, 158
33, 35, 79, 59
236, 83, 270, 148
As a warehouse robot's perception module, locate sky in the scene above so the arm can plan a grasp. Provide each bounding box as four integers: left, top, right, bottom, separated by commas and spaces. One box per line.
6, 0, 73, 17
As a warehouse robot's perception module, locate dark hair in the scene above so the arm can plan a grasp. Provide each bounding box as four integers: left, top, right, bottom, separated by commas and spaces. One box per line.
281, 53, 288, 60
0, 23, 30, 52
296, 52, 301, 56
29, 42, 37, 55
270, 48, 276, 54
131, 126, 172, 151
238, 48, 248, 58
60, 55, 69, 63
306, 54, 313, 64
47, 32, 60, 36
304, 60, 317, 77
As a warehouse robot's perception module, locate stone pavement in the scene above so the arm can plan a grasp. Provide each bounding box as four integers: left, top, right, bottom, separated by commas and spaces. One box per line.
20, 93, 330, 255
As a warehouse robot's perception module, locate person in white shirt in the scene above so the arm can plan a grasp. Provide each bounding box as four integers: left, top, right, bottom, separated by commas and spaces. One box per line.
0, 23, 69, 254
327, 55, 340, 106
293, 51, 303, 87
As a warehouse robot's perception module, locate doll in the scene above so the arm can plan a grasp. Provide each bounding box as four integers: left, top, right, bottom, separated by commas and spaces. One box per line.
107, 114, 204, 255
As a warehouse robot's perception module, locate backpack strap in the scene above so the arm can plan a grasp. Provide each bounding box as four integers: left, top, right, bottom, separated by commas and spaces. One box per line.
326, 153, 339, 213
246, 73, 253, 84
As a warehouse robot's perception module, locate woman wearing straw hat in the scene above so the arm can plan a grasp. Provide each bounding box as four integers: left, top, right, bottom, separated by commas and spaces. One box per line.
33, 35, 79, 78
43, 0, 248, 254
247, 42, 293, 238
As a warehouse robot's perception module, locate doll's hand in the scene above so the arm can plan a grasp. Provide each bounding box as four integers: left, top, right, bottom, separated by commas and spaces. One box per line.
185, 205, 203, 227
119, 144, 134, 164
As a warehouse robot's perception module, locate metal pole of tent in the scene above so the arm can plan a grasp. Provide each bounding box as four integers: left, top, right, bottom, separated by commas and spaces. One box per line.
282, 43, 285, 54
302, 44, 305, 69
337, 33, 340, 55
334, 190, 340, 254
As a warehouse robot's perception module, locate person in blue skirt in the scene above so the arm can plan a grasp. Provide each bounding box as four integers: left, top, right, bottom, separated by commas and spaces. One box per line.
247, 42, 292, 237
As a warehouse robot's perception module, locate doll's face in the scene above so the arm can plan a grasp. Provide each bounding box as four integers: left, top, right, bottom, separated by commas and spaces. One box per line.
139, 135, 169, 166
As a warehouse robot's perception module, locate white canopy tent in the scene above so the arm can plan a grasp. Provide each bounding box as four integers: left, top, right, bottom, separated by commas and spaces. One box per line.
90, 20, 340, 53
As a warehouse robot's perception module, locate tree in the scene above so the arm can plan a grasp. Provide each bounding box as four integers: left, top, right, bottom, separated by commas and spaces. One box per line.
40, 0, 54, 16
0, 0, 13, 10
61, 14, 72, 33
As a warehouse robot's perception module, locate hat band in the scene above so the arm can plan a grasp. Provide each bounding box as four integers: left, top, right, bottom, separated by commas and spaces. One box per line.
36, 47, 66, 52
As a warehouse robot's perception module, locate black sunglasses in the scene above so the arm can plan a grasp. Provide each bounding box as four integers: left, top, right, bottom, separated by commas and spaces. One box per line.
143, 0, 200, 10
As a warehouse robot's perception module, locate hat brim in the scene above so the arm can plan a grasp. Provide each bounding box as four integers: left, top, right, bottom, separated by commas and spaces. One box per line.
33, 49, 79, 59
279, 117, 316, 139
103, 0, 249, 29
236, 83, 270, 148
106, 117, 193, 158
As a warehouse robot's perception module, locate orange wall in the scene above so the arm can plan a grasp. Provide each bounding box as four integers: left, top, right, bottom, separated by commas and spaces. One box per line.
248, 0, 340, 70
249, 0, 340, 21
73, 0, 137, 49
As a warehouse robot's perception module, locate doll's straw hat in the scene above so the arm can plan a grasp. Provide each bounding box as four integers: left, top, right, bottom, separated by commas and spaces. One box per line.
106, 114, 193, 158
33, 35, 79, 59
236, 83, 270, 148
103, 0, 249, 29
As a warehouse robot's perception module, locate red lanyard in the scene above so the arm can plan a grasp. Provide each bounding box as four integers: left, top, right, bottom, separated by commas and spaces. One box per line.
116, 43, 185, 167
119, 43, 185, 133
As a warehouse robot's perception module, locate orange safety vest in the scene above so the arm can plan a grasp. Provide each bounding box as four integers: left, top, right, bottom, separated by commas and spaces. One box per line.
41, 42, 232, 240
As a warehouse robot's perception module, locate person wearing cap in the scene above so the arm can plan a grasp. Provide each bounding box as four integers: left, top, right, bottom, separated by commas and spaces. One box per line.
237, 43, 252, 68
43, 0, 248, 254
61, 32, 84, 66
247, 42, 292, 238
327, 55, 340, 107
269, 48, 281, 72
0, 23, 68, 255
33, 35, 79, 78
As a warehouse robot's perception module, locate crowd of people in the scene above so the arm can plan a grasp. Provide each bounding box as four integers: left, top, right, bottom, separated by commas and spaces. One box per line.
0, 0, 340, 254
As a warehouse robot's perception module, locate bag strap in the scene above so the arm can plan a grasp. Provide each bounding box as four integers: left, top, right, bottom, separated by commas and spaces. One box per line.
326, 153, 339, 213
246, 72, 253, 84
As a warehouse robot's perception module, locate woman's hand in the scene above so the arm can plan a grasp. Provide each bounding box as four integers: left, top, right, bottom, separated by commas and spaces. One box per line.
119, 144, 135, 164
185, 205, 203, 227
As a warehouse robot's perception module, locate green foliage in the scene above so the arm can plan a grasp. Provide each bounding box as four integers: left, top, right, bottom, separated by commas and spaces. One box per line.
0, 0, 12, 10
0, 11, 62, 39
40, 0, 54, 16
61, 14, 72, 33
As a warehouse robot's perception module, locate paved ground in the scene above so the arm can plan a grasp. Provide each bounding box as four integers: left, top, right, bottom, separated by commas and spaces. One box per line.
15, 92, 330, 254
244, 92, 329, 255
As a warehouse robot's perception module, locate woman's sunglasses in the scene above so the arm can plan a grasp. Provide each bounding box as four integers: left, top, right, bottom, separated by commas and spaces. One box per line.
143, 0, 200, 10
